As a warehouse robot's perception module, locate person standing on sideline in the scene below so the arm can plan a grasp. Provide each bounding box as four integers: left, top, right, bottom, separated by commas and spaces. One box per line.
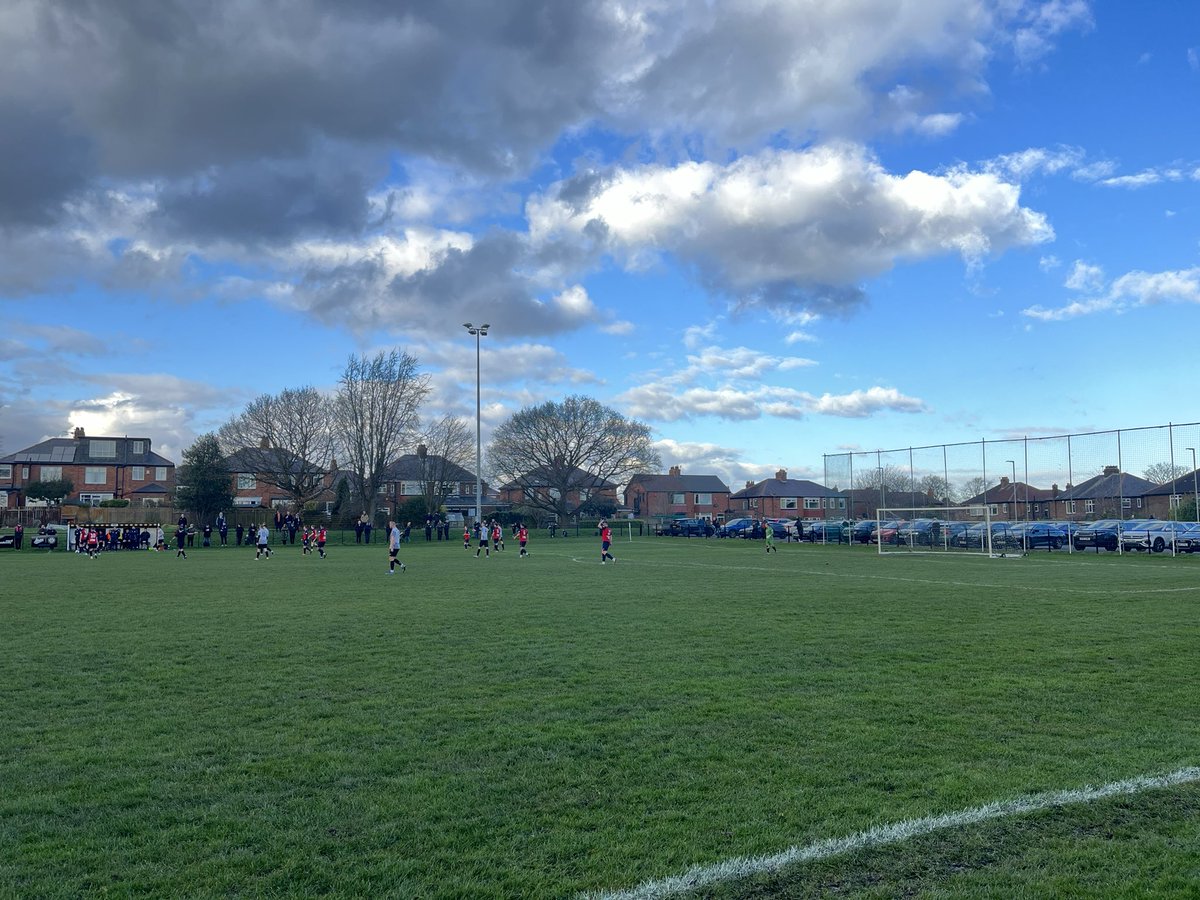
387, 519, 406, 574
518, 523, 529, 557
13, 522, 23, 550
600, 520, 615, 564
235, 522, 244, 547
764, 520, 777, 553
362, 516, 373, 545
174, 522, 188, 559
255, 524, 271, 559
217, 512, 228, 547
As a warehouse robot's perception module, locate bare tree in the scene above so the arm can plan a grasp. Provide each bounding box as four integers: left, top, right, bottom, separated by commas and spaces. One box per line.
918, 474, 951, 502
1143, 461, 1189, 485
487, 395, 660, 521
218, 386, 334, 509
958, 476, 989, 503
332, 350, 429, 519
415, 415, 473, 517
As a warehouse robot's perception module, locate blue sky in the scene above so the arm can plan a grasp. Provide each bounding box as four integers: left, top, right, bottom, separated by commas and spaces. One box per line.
2, 0, 1199, 490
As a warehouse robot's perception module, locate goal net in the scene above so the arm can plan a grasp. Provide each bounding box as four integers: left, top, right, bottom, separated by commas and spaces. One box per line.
874, 506, 1024, 557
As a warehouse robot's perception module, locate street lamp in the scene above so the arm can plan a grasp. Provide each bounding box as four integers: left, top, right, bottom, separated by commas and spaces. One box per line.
416, 443, 428, 518
463, 323, 489, 527
1188, 448, 1198, 522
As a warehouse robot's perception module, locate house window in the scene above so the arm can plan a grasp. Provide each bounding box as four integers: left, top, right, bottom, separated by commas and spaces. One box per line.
989, 505, 998, 516
237, 473, 256, 490
780, 497, 797, 510
0, 464, 10, 480
78, 492, 113, 506
1067, 500, 1076, 514
1136, 498, 1143, 509
1085, 499, 1095, 513
131, 440, 146, 455
748, 498, 759, 509
41, 465, 62, 481
89, 439, 117, 458
694, 492, 712, 506
401, 481, 423, 495
1122, 497, 1132, 509
669, 492, 685, 504
155, 467, 167, 481
85, 467, 107, 484
1170, 494, 1183, 509
22, 466, 29, 479
803, 498, 821, 509
836, 498, 846, 509
131, 466, 145, 481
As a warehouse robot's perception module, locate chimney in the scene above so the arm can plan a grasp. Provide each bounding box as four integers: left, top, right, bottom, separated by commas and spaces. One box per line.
668, 465, 681, 476
745, 480, 755, 490
1103, 465, 1119, 476
1000, 476, 1010, 486
775, 468, 787, 481
73, 427, 85, 440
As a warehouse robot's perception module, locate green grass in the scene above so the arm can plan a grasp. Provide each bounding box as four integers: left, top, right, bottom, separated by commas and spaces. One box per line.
2, 538, 1199, 897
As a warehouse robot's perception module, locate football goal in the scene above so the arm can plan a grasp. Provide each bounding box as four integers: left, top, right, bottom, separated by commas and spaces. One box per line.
875, 506, 1024, 557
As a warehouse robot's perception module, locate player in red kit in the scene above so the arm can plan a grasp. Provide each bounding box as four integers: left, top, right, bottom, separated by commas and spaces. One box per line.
600, 520, 615, 564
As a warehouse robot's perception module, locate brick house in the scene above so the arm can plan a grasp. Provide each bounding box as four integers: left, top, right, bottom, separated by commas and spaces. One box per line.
378, 453, 482, 518
729, 469, 846, 520
499, 465, 619, 517
1048, 466, 1155, 520
0, 428, 175, 508
1136, 470, 1200, 520
623, 466, 731, 520
223, 446, 336, 510
961, 476, 1056, 520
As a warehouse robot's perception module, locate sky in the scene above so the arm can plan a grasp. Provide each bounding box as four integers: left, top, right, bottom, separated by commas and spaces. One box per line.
2, 0, 1199, 491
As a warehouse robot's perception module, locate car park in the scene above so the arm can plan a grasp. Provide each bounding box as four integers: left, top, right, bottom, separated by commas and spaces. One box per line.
719, 517, 755, 538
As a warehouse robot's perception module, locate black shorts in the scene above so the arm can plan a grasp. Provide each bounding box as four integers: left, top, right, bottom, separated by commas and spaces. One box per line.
389, 548, 399, 559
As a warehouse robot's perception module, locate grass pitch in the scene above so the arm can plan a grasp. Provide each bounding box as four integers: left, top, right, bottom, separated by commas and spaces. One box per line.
2, 536, 1199, 897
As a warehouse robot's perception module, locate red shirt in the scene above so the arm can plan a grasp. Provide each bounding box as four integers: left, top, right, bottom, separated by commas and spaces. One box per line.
601, 527, 611, 542
518, 527, 528, 542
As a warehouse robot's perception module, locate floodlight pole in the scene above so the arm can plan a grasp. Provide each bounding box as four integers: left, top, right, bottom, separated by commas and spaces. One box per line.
1188, 447, 1198, 521
463, 323, 489, 528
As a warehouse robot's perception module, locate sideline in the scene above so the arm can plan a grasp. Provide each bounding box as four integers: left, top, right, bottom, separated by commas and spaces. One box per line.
582, 766, 1200, 900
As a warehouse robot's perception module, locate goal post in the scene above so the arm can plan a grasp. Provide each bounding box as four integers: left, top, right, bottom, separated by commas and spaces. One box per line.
874, 505, 1023, 557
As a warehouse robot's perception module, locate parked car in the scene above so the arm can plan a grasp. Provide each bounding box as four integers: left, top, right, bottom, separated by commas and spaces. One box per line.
1072, 519, 1125, 552
951, 521, 1015, 549
806, 521, 846, 543
719, 517, 755, 538
1174, 523, 1200, 553
1007, 522, 1068, 550
1120, 520, 1192, 553
850, 520, 878, 543
667, 517, 708, 536
764, 518, 795, 539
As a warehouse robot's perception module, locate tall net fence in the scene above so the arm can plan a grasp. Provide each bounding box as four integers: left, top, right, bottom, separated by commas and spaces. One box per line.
823, 422, 1200, 526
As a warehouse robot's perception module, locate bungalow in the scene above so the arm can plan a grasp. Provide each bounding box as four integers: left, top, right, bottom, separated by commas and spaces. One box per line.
623, 466, 730, 520
1137, 470, 1200, 520
729, 469, 845, 520
0, 428, 175, 508
499, 465, 619, 518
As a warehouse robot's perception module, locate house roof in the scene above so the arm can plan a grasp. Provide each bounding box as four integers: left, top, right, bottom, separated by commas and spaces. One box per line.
1139, 470, 1200, 498
730, 477, 841, 500
382, 453, 477, 483
223, 447, 321, 475
1, 436, 173, 468
963, 480, 1055, 505
1059, 471, 1156, 500
132, 482, 170, 495
500, 465, 617, 492
626, 473, 730, 493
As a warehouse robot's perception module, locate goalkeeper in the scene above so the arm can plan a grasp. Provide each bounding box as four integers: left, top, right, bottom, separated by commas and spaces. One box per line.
764, 521, 777, 553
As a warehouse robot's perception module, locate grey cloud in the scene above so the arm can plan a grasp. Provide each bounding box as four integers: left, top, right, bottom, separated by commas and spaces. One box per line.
0, 102, 93, 226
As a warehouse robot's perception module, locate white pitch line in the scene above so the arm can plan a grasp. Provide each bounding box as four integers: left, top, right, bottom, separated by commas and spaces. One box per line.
582, 766, 1200, 900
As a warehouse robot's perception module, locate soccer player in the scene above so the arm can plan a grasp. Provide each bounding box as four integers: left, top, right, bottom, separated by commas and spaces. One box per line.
301, 526, 312, 555
491, 521, 503, 552
599, 519, 615, 564
387, 519, 406, 573
173, 523, 186, 559
255, 524, 271, 559
476, 520, 490, 558
316, 525, 327, 559
764, 521, 777, 553
518, 523, 529, 557
463, 526, 471, 550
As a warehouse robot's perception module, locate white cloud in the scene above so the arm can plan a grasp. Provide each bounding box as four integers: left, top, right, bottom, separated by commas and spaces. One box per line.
1023, 266, 1200, 321
529, 143, 1053, 314
1064, 260, 1105, 292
